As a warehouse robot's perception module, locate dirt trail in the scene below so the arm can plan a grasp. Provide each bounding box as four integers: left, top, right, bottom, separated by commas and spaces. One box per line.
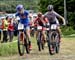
0, 38, 75, 60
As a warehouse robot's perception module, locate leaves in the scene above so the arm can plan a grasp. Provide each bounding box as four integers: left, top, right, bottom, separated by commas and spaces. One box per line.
39, 0, 75, 29
0, 0, 39, 13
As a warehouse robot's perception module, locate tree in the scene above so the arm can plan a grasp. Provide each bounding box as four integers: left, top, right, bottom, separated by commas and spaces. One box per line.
39, 0, 75, 29
0, 0, 39, 13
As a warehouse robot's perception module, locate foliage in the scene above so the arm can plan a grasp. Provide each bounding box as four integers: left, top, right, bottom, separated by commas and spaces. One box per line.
0, 37, 36, 56
0, 0, 39, 13
39, 0, 75, 35
0, 42, 18, 56
61, 26, 75, 35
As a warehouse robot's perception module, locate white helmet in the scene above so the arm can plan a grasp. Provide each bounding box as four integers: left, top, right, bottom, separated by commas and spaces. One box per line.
47, 5, 53, 11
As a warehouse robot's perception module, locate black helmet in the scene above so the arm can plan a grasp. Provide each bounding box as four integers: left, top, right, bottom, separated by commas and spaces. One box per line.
47, 5, 53, 11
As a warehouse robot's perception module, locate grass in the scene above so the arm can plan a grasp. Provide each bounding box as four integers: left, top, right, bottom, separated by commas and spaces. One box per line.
0, 41, 18, 56
0, 36, 18, 56
0, 36, 75, 59
0, 36, 36, 57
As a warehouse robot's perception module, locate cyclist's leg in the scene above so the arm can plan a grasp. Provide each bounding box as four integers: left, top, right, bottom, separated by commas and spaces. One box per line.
25, 26, 32, 50
35, 30, 39, 40
57, 26, 61, 42
42, 30, 46, 41
54, 20, 61, 42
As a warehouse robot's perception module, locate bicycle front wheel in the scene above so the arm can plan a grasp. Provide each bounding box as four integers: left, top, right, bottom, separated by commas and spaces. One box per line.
48, 32, 55, 55
18, 32, 24, 56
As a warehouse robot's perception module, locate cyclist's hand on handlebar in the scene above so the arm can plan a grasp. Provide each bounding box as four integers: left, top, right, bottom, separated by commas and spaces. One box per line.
63, 22, 66, 26
46, 23, 50, 27
43, 23, 46, 27
47, 23, 50, 26
62, 20, 66, 26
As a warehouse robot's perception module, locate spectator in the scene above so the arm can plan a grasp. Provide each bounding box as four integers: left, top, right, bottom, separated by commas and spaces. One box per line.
0, 18, 3, 41
1, 17, 9, 43
13, 20, 18, 36
0, 18, 5, 41
8, 18, 14, 42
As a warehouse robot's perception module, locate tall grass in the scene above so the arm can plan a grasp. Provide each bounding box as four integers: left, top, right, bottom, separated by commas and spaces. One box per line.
0, 41, 18, 56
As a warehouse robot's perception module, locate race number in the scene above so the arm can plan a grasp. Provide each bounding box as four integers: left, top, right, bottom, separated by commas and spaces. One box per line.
46, 28, 49, 30
37, 26, 42, 30
18, 23, 24, 30
51, 24, 57, 30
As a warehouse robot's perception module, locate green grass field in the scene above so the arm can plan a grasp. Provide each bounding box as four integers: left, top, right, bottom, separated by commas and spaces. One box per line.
0, 37, 36, 56
0, 36, 75, 60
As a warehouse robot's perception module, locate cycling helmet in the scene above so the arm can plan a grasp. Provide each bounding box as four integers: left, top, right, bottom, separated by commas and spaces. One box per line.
16, 4, 24, 11
37, 12, 42, 17
47, 5, 53, 11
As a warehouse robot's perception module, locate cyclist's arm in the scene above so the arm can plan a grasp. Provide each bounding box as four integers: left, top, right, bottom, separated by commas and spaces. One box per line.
55, 17, 59, 25
44, 12, 48, 16
54, 11, 66, 25
33, 18, 38, 26
44, 17, 49, 23
34, 18, 37, 24
14, 13, 20, 24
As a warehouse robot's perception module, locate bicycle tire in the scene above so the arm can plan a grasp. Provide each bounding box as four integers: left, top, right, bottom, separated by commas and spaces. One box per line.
55, 33, 60, 53
18, 32, 24, 56
48, 32, 56, 55
41, 36, 45, 50
37, 32, 41, 51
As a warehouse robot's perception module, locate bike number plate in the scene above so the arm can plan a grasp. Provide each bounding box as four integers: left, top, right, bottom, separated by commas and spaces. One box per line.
37, 26, 42, 30
51, 24, 57, 30
18, 23, 24, 30
46, 28, 49, 30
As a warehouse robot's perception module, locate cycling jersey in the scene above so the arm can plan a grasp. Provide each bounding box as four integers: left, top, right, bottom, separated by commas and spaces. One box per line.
34, 16, 48, 26
15, 10, 30, 26
44, 10, 61, 24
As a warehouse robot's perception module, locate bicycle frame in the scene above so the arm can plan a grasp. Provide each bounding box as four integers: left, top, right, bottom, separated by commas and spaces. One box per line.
18, 30, 27, 44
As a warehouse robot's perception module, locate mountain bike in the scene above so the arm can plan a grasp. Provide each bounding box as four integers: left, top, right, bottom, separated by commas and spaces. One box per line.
46, 24, 60, 55
18, 23, 30, 56
37, 26, 45, 51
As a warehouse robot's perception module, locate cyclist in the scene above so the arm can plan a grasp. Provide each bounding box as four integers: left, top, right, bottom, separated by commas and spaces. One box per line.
34, 12, 48, 42
44, 5, 66, 42
15, 4, 32, 50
